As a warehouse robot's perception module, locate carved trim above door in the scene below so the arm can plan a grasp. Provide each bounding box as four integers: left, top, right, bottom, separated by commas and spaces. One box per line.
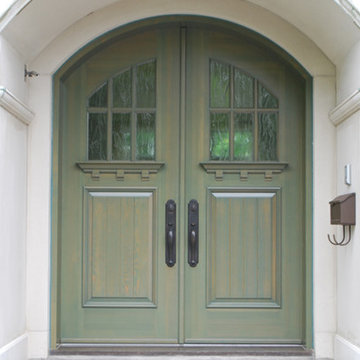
200, 161, 288, 181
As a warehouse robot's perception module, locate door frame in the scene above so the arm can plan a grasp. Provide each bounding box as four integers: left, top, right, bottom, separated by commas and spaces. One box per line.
50, 15, 313, 351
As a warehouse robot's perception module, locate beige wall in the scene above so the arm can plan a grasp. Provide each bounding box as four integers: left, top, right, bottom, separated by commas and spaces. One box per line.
0, 36, 29, 360
333, 39, 360, 360
337, 41, 360, 103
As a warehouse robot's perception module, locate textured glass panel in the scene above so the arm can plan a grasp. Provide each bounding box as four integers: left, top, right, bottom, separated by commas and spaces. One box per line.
88, 113, 107, 160
136, 61, 156, 108
136, 113, 155, 160
210, 60, 230, 108
112, 113, 131, 160
88, 82, 108, 108
210, 112, 230, 160
234, 69, 254, 108
258, 112, 278, 161
258, 83, 279, 108
234, 113, 254, 161
113, 70, 132, 108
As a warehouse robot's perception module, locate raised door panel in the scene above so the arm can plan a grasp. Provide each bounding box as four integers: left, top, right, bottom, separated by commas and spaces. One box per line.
83, 188, 157, 307
207, 188, 281, 309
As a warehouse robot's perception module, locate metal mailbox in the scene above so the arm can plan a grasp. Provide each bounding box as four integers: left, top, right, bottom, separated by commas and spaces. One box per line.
329, 192, 356, 225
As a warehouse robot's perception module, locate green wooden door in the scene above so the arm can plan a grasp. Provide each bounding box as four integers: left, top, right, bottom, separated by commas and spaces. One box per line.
57, 23, 306, 345
184, 27, 305, 343
58, 27, 181, 343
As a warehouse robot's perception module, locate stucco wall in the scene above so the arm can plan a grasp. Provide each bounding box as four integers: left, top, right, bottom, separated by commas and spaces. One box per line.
0, 36, 29, 360
335, 111, 360, 360
313, 76, 337, 360
26, 75, 51, 359
332, 38, 360, 360
337, 40, 360, 104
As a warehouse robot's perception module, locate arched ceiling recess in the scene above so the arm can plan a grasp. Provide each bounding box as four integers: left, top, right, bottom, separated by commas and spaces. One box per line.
1, 0, 359, 74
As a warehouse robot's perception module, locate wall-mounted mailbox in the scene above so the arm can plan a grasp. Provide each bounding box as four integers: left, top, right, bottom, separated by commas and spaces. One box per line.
329, 193, 356, 225
328, 192, 356, 246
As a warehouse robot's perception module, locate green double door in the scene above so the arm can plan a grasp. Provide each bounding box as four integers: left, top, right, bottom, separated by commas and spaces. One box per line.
58, 24, 305, 345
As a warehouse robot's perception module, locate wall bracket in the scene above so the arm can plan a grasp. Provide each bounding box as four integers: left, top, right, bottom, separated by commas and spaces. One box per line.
328, 225, 352, 246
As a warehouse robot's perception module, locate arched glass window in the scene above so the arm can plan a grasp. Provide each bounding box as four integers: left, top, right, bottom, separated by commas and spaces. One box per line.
209, 59, 279, 161
87, 59, 156, 161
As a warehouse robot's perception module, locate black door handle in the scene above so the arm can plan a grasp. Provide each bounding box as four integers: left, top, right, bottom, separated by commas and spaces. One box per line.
165, 200, 176, 267
188, 199, 199, 267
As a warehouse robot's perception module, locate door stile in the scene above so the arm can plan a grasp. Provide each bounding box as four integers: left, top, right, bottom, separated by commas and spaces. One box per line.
178, 26, 187, 344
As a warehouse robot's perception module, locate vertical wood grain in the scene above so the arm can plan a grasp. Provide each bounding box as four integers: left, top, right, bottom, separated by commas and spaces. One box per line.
84, 190, 155, 305
208, 191, 279, 306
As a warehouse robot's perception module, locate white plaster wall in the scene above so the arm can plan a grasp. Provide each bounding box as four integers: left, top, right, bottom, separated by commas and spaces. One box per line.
26, 75, 52, 360
0, 36, 29, 360
333, 109, 360, 360
332, 36, 360, 360
30, 0, 334, 76
337, 40, 360, 103
21, 1, 337, 359
313, 76, 337, 360
0, 36, 28, 103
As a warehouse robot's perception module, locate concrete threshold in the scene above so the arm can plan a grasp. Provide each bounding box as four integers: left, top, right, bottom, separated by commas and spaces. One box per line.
48, 356, 314, 360
48, 345, 314, 359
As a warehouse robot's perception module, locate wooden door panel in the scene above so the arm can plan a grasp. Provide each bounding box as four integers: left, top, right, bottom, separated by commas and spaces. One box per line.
83, 188, 157, 308
58, 26, 180, 343
207, 188, 281, 309
184, 26, 305, 343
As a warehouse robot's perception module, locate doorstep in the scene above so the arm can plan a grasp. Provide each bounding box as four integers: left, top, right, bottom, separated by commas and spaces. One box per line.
47, 345, 314, 359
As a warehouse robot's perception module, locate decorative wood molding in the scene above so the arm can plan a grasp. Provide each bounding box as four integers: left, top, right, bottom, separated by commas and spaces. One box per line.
76, 161, 165, 181
0, 86, 34, 125
200, 161, 288, 181
329, 89, 360, 126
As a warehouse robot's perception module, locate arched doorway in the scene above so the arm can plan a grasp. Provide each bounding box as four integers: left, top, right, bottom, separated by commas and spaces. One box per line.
52, 17, 312, 349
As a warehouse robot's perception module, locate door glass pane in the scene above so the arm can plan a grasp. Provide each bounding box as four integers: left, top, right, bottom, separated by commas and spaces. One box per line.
112, 113, 131, 160
136, 112, 155, 160
88, 82, 108, 108
210, 60, 230, 108
258, 83, 279, 108
210, 112, 230, 160
234, 69, 254, 108
234, 113, 254, 161
113, 70, 132, 108
88, 113, 107, 160
136, 61, 156, 108
258, 112, 278, 161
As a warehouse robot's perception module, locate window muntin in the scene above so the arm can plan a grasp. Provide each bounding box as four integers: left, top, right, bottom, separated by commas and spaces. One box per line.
209, 59, 279, 161
87, 59, 156, 161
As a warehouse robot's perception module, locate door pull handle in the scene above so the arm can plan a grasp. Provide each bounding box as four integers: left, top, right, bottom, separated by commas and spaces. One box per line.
188, 199, 199, 267
165, 200, 176, 267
